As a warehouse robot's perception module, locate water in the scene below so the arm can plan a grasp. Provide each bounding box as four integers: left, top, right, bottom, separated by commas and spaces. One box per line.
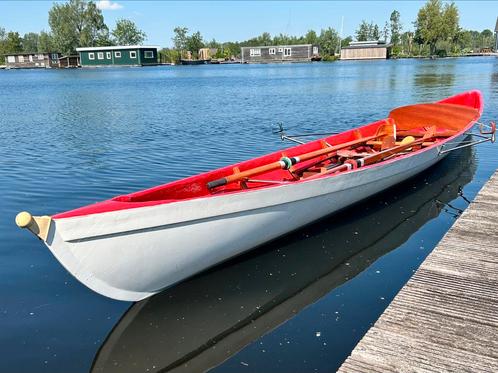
1, 58, 497, 373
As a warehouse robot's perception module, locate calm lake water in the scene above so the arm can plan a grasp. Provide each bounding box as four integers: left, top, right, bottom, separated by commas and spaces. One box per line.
1, 58, 497, 373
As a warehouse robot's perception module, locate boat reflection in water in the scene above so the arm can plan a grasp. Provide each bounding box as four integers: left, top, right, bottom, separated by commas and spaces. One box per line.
91, 146, 476, 373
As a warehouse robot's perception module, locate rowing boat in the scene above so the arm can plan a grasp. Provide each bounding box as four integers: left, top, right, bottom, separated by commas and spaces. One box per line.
16, 90, 491, 301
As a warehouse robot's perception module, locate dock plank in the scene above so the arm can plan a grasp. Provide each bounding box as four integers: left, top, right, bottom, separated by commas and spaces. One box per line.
338, 170, 498, 373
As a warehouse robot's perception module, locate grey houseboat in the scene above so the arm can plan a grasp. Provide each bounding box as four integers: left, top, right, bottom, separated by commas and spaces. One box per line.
4, 52, 61, 68
241, 44, 319, 63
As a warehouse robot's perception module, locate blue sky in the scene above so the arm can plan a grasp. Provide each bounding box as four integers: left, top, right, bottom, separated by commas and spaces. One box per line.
1, 1, 497, 47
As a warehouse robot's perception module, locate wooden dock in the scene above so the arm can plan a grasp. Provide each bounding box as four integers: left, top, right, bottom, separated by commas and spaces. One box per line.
338, 171, 498, 372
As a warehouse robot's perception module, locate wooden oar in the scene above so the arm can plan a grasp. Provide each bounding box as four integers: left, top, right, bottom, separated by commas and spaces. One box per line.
305, 135, 431, 181
207, 125, 395, 189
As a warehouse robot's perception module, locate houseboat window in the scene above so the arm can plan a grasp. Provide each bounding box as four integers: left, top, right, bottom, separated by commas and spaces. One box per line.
115, 51, 121, 58
37, 54, 44, 60
284, 48, 292, 56
313, 46, 318, 54
249, 48, 261, 57
97, 52, 104, 60
29, 55, 34, 62
51, 53, 58, 60
7, 56, 15, 63
18, 55, 24, 63
278, 47, 283, 52
144, 51, 154, 58
130, 51, 137, 58
89, 52, 95, 60
106, 52, 111, 59
269, 48, 276, 55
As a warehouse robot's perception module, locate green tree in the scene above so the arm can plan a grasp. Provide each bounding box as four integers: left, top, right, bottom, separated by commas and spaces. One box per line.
480, 29, 494, 49
319, 27, 340, 56
257, 32, 272, 46
356, 20, 370, 41
304, 30, 318, 45
372, 24, 380, 40
38, 31, 54, 52
4, 31, 23, 53
390, 10, 402, 46
22, 32, 39, 52
0, 27, 6, 64
341, 35, 353, 47
382, 22, 390, 42
172, 26, 188, 56
414, 0, 459, 55
185, 31, 204, 58
48, 0, 109, 55
112, 19, 146, 45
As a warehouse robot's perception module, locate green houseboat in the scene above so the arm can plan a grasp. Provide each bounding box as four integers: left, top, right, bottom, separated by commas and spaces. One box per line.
76, 45, 159, 67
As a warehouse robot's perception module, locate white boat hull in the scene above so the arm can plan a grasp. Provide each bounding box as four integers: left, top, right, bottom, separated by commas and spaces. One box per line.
45, 142, 453, 301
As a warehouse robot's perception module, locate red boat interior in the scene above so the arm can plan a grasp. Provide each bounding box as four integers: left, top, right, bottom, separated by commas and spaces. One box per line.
53, 91, 482, 219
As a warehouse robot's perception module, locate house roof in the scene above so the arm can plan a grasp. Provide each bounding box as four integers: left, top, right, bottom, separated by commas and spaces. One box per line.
241, 44, 313, 49
342, 43, 392, 50
3, 52, 57, 56
76, 45, 159, 52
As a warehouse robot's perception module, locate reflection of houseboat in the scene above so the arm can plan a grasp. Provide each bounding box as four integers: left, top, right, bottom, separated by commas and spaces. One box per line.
91, 147, 475, 373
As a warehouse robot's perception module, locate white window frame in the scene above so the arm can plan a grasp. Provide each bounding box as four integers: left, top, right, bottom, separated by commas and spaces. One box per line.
7, 56, 15, 63
37, 54, 44, 60
97, 52, 104, 60
51, 53, 58, 60
106, 51, 111, 59
249, 48, 261, 57
114, 51, 121, 58
18, 55, 24, 63
284, 48, 292, 57
313, 46, 319, 55
88, 52, 95, 60
144, 51, 154, 58
269, 48, 276, 55
278, 47, 283, 53
29, 55, 34, 62
130, 51, 137, 59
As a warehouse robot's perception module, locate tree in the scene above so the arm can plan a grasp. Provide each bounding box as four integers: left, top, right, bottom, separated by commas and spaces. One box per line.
356, 20, 370, 41
480, 29, 494, 49
112, 19, 146, 45
390, 10, 402, 46
0, 27, 6, 64
319, 27, 340, 56
372, 24, 380, 40
257, 32, 272, 46
4, 31, 23, 53
48, 0, 109, 55
186, 31, 204, 58
356, 20, 380, 41
304, 30, 318, 45
382, 22, 390, 42
172, 26, 188, 54
38, 31, 54, 52
22, 32, 39, 52
341, 35, 353, 48
414, 0, 459, 55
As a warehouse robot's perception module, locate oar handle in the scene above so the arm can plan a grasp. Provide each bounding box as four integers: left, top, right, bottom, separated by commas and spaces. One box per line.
207, 178, 228, 189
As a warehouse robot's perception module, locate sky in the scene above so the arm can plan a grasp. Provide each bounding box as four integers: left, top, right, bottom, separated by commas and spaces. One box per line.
1, 1, 497, 47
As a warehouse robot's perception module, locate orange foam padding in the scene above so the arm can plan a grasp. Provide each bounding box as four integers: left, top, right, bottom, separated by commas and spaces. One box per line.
389, 103, 479, 131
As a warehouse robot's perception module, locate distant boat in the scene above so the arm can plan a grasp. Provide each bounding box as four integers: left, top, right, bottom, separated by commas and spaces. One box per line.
15, 90, 491, 301
180, 59, 209, 65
